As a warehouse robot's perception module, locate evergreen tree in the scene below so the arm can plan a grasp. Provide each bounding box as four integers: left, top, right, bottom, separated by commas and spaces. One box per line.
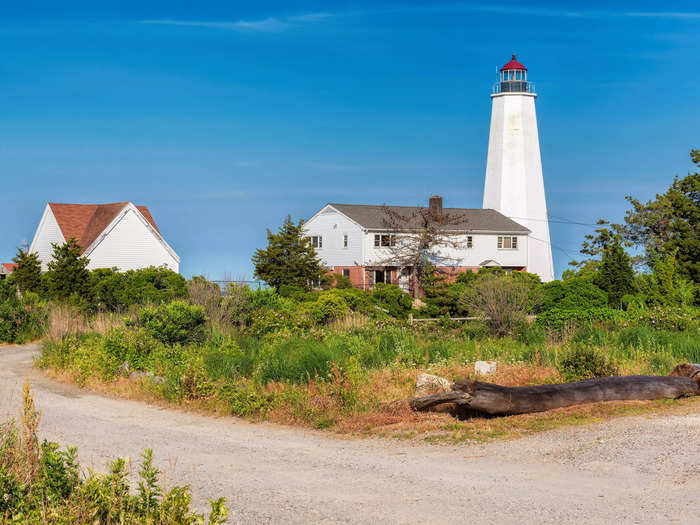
594, 237, 636, 309
11, 249, 42, 295
252, 215, 326, 291
621, 149, 700, 283
44, 239, 91, 302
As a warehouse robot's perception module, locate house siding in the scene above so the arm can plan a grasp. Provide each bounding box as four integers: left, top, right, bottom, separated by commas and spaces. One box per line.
29, 206, 66, 271
303, 206, 364, 269
86, 208, 179, 272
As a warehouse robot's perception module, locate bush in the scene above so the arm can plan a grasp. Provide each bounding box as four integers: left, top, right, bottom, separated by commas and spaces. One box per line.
540, 277, 608, 312
309, 294, 350, 324
92, 267, 188, 311
137, 301, 207, 345
0, 297, 46, 343
460, 275, 539, 336
558, 345, 619, 381
372, 284, 412, 319
334, 274, 353, 289
536, 307, 626, 332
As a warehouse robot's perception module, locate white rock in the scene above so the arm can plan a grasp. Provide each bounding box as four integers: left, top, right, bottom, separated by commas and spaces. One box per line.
414, 373, 452, 397
474, 361, 498, 375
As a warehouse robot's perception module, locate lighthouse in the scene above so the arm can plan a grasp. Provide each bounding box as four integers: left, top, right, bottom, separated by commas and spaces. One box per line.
483, 55, 554, 282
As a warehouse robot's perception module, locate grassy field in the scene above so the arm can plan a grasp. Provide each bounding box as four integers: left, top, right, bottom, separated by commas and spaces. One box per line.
37, 307, 700, 443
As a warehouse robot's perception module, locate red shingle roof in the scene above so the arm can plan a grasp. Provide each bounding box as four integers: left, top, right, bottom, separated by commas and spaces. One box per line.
48, 202, 160, 253
1, 263, 17, 272
501, 54, 527, 71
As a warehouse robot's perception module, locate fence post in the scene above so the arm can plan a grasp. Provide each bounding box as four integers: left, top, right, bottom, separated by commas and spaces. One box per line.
409, 313, 413, 326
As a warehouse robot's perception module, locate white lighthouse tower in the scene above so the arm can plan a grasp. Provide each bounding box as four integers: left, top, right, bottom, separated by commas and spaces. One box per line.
483, 55, 554, 282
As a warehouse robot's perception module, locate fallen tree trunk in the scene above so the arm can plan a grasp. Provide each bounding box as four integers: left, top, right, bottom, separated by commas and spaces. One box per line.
405, 366, 700, 417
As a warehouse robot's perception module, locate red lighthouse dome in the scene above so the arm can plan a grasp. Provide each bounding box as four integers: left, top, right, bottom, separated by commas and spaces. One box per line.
500, 54, 527, 71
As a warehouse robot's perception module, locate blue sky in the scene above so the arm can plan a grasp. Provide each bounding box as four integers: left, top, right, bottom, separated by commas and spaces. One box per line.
1, 1, 699, 279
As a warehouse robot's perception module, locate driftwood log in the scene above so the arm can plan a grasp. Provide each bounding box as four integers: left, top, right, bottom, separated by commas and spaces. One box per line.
406, 363, 700, 417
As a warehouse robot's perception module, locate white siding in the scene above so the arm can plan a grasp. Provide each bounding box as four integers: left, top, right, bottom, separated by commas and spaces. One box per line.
364, 232, 528, 269
86, 208, 179, 272
29, 206, 66, 271
303, 206, 364, 268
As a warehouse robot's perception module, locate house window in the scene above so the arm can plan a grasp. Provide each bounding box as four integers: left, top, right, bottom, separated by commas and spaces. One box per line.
498, 236, 518, 249
343, 234, 348, 248
375, 234, 396, 247
467, 236, 473, 248
311, 236, 322, 248
343, 268, 350, 277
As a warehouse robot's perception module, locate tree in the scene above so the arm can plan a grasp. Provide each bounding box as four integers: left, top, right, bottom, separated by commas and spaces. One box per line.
252, 215, 326, 291
44, 239, 91, 302
11, 249, 42, 295
637, 249, 697, 307
620, 149, 700, 283
594, 237, 636, 308
378, 203, 468, 297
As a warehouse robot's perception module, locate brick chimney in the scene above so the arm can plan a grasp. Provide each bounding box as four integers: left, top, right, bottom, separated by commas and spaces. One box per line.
429, 195, 443, 215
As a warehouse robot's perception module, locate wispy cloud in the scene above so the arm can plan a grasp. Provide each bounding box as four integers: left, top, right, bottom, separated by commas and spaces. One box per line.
140, 12, 332, 33
140, 5, 699, 35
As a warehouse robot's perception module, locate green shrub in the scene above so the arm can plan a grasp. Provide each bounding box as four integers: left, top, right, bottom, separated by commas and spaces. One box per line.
537, 307, 626, 331
372, 283, 412, 318
309, 294, 350, 324
540, 277, 608, 312
334, 274, 353, 289
558, 345, 619, 381
137, 301, 207, 345
0, 297, 46, 343
92, 267, 188, 311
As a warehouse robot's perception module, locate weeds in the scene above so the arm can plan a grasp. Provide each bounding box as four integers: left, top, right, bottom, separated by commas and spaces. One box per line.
0, 382, 228, 523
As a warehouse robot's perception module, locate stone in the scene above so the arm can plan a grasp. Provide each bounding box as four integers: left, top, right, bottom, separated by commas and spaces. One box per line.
414, 373, 452, 397
474, 360, 498, 375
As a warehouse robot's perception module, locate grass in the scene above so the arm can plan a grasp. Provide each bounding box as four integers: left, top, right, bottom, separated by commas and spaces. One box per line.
35, 310, 700, 443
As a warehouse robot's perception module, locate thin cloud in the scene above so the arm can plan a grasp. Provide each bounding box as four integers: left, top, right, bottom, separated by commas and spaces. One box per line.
140, 12, 332, 33
140, 5, 699, 35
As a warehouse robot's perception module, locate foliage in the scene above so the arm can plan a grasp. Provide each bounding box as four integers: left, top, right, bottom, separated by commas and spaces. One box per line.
334, 274, 353, 289
372, 283, 413, 319
540, 276, 608, 312
137, 301, 207, 345
0, 383, 228, 523
91, 266, 188, 311
594, 237, 636, 308
252, 215, 326, 291
0, 295, 46, 343
636, 249, 697, 307
620, 149, 700, 283
44, 239, 91, 303
558, 345, 619, 382
460, 274, 539, 336
536, 307, 626, 332
11, 248, 42, 295
309, 294, 350, 324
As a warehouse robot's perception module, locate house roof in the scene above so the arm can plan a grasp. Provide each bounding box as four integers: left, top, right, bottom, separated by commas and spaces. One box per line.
327, 203, 530, 233
501, 54, 527, 71
48, 202, 160, 252
1, 263, 17, 273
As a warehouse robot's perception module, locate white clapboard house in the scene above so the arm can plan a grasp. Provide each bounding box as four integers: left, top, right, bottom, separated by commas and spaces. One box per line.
29, 202, 180, 272
303, 195, 530, 292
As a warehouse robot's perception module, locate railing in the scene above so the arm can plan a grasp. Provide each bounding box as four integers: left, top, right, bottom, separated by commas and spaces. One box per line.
492, 81, 535, 94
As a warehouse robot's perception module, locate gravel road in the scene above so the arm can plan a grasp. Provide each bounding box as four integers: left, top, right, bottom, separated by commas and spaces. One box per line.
1, 344, 699, 524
